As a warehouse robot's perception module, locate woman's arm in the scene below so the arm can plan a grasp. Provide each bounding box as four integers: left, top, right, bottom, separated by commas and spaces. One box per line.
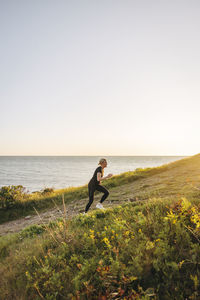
97, 172, 112, 182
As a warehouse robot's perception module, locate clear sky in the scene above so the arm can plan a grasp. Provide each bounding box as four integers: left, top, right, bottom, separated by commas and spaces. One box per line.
1, 0, 200, 156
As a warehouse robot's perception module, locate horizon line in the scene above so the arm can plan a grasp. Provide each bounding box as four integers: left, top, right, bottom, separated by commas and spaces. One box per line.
0, 154, 190, 157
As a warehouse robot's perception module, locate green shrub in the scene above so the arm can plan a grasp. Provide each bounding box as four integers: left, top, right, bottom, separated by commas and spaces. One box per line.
20, 224, 46, 239
41, 188, 54, 195
0, 185, 27, 209
1, 198, 198, 299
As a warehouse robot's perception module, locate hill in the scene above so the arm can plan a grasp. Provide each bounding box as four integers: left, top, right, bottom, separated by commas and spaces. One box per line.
0, 154, 200, 299
0, 154, 200, 235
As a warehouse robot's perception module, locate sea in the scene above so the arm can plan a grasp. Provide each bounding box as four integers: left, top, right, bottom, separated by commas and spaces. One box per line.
0, 156, 187, 193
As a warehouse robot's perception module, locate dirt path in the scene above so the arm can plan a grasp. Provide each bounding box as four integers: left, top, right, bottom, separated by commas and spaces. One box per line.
0, 198, 87, 236
0, 189, 135, 236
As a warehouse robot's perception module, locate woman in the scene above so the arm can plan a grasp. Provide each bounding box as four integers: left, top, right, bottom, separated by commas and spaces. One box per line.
85, 158, 113, 213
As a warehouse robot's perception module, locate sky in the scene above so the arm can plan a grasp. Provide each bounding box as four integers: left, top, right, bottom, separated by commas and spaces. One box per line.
0, 0, 200, 156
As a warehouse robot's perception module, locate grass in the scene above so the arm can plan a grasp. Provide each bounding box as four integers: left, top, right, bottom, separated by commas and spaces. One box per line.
0, 153, 200, 299
0, 197, 200, 299
1, 154, 200, 224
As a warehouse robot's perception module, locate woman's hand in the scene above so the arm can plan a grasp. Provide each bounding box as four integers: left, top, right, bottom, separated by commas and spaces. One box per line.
107, 173, 113, 178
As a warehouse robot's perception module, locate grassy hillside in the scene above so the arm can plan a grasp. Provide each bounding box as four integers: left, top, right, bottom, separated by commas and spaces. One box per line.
1, 154, 200, 224
0, 154, 200, 299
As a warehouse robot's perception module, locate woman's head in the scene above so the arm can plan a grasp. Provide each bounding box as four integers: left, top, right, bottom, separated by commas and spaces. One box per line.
98, 158, 107, 168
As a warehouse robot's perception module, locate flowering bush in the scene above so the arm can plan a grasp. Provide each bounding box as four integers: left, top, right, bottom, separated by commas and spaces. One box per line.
21, 198, 200, 299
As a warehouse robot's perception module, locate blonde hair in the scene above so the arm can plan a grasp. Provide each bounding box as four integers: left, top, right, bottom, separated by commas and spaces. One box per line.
98, 158, 107, 165
98, 158, 107, 176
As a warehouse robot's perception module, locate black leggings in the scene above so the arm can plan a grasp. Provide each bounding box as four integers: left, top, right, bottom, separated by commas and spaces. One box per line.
85, 184, 109, 213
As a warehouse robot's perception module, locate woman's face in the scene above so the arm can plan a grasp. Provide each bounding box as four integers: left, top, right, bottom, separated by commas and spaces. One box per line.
101, 160, 107, 168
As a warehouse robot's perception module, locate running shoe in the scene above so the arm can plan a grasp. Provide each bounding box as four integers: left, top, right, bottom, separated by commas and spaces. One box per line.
96, 203, 104, 209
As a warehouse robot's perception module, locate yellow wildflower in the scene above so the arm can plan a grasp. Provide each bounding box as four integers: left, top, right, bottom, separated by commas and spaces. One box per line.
102, 237, 111, 248
180, 198, 191, 212
124, 231, 130, 236
89, 229, 95, 240
164, 209, 178, 224
146, 241, 155, 250
191, 213, 200, 228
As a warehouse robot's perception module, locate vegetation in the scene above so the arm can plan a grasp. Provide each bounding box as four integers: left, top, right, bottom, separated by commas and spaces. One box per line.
1, 154, 200, 224
0, 197, 199, 299
0, 154, 200, 299
0, 185, 27, 209
0, 184, 89, 224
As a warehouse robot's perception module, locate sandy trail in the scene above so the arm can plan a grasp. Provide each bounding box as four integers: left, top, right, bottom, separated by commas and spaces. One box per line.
0, 200, 86, 236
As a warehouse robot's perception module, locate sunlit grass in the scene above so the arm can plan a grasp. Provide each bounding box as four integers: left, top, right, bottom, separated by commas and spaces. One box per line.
0, 153, 200, 224
0, 196, 199, 299
0, 154, 200, 298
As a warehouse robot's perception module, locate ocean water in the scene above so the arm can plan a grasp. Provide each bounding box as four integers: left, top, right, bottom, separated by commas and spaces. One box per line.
0, 156, 187, 193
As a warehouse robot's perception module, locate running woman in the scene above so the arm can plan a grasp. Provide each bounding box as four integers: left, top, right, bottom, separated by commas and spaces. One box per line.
85, 158, 113, 213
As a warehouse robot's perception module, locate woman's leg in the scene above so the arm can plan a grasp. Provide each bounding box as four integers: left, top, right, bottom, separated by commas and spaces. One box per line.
85, 185, 95, 212
95, 185, 109, 203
